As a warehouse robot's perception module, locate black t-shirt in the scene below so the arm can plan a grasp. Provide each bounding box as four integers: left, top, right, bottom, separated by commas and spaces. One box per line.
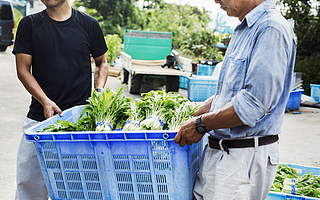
13, 8, 108, 121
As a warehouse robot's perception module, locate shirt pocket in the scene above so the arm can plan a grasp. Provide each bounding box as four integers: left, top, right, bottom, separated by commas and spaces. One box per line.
224, 53, 246, 91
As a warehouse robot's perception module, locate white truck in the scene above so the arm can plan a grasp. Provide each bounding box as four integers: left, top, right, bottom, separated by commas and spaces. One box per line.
120, 29, 192, 94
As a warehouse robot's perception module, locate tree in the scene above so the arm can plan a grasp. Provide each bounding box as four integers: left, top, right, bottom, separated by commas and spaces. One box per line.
278, 0, 320, 95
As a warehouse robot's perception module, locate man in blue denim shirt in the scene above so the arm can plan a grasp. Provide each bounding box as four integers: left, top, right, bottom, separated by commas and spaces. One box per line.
174, 0, 296, 199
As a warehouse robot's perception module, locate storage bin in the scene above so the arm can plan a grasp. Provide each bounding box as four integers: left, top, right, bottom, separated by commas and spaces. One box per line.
267, 163, 320, 200
179, 75, 188, 89
196, 64, 216, 76
285, 89, 304, 111
310, 84, 320, 103
25, 105, 203, 200
187, 75, 217, 102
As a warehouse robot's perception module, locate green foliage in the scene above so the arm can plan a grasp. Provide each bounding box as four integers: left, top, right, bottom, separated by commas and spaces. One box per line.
294, 53, 320, 95
278, 0, 320, 95
73, 0, 225, 61
13, 8, 23, 38
104, 34, 122, 65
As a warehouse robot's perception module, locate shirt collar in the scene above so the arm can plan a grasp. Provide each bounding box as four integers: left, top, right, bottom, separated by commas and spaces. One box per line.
236, 0, 276, 29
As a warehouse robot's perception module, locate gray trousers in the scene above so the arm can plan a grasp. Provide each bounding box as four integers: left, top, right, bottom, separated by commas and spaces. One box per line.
193, 141, 279, 200
15, 118, 49, 200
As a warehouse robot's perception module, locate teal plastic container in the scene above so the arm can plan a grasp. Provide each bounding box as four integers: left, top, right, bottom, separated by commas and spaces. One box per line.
187, 75, 218, 102
25, 105, 202, 200
123, 29, 172, 60
310, 84, 320, 103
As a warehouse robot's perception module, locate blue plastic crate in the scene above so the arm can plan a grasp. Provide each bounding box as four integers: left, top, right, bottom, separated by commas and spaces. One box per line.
187, 75, 217, 102
179, 75, 188, 89
310, 84, 320, 103
267, 163, 320, 200
25, 105, 203, 200
196, 64, 216, 76
285, 89, 304, 111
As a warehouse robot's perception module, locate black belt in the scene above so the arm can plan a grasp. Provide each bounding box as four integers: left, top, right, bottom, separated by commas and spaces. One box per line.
208, 135, 278, 154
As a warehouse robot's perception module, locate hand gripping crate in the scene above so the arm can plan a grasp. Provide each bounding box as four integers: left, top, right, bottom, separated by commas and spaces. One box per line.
25, 105, 203, 200
267, 163, 320, 200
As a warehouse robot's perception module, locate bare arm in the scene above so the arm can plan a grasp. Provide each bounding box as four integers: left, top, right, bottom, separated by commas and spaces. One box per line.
174, 101, 244, 147
93, 54, 109, 90
15, 53, 62, 119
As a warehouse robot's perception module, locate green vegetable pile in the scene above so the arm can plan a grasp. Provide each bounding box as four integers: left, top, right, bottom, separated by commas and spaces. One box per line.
271, 164, 320, 198
40, 86, 200, 132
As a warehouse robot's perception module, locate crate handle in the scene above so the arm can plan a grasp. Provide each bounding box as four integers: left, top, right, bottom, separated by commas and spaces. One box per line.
163, 133, 170, 140
34, 135, 40, 141
285, 195, 305, 200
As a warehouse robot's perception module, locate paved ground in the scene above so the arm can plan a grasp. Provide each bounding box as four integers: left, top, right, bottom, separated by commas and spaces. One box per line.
1, 47, 320, 200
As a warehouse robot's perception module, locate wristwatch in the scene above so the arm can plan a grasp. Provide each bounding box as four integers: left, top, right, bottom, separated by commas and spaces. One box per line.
95, 88, 103, 93
195, 116, 208, 134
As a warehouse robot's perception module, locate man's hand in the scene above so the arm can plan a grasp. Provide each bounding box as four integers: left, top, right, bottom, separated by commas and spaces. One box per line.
42, 99, 63, 119
174, 117, 204, 147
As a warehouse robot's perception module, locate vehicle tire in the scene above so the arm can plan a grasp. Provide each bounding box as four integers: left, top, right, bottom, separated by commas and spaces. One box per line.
120, 68, 129, 84
0, 46, 7, 51
166, 75, 179, 93
129, 74, 143, 94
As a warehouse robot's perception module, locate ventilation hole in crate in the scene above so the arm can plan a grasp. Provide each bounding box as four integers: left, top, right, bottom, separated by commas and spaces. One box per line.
66, 172, 81, 181
84, 172, 100, 181
114, 161, 130, 170
56, 181, 65, 190
116, 173, 132, 182
62, 155, 77, 160
113, 155, 129, 160
88, 191, 103, 199
133, 156, 148, 160
126, 31, 148, 38
68, 182, 83, 190
58, 191, 67, 199
118, 183, 134, 192
157, 185, 168, 193
149, 33, 171, 39
119, 193, 135, 200
81, 155, 95, 160
151, 141, 168, 150
43, 142, 56, 149
46, 161, 60, 169
44, 151, 58, 159
159, 194, 169, 200
134, 161, 150, 171
154, 162, 171, 171
86, 182, 101, 191
138, 194, 155, 200
136, 174, 152, 183
64, 161, 79, 169
54, 172, 63, 181
156, 175, 167, 183
152, 151, 170, 160
82, 161, 97, 169
137, 184, 153, 193
70, 191, 85, 199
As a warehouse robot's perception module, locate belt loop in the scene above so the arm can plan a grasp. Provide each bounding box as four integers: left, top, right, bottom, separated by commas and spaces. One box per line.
254, 137, 259, 149
219, 139, 224, 151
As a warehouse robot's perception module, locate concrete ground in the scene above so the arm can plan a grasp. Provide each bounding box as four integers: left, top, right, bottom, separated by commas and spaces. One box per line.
1, 47, 320, 200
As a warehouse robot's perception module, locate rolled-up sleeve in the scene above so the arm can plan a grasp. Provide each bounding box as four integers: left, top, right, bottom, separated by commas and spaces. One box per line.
232, 90, 266, 127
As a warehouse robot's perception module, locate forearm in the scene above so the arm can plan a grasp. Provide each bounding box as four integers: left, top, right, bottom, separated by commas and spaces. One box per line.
201, 101, 244, 130
93, 55, 109, 90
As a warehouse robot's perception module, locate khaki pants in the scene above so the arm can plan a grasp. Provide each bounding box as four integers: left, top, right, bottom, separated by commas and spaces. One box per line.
15, 118, 49, 200
193, 141, 279, 200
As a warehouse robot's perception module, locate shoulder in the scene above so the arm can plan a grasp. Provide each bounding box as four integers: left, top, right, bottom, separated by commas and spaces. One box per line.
19, 10, 46, 28
73, 9, 99, 25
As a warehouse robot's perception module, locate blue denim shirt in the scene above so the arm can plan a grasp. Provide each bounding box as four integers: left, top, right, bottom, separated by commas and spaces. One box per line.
209, 0, 296, 138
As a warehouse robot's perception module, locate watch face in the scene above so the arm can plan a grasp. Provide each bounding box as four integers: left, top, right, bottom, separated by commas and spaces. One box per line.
197, 126, 205, 133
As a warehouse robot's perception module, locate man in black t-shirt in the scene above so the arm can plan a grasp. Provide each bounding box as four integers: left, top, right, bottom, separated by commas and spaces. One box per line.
13, 0, 109, 198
